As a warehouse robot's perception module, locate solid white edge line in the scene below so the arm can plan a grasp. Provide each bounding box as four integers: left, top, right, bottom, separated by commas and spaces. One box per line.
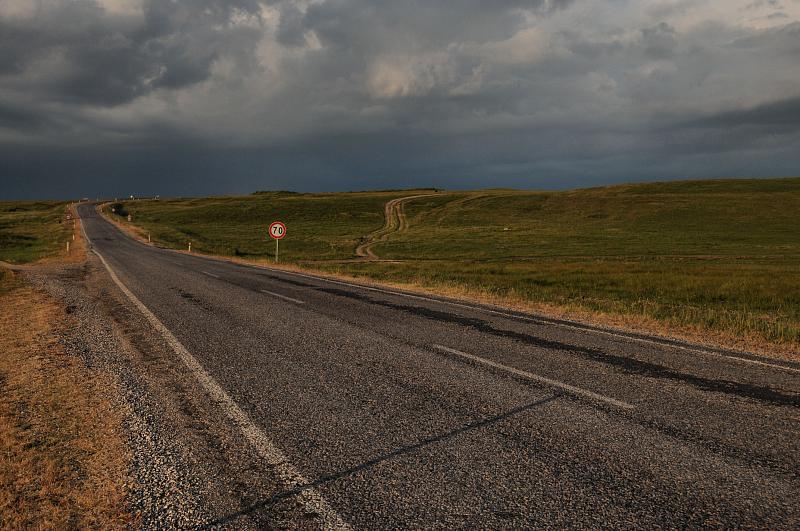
432, 344, 635, 410
273, 270, 800, 375
260, 289, 305, 304
81, 223, 349, 529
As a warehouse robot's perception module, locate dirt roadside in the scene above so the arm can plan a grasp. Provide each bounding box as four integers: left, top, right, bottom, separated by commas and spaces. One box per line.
0, 268, 131, 529
2, 209, 320, 528
0, 212, 131, 528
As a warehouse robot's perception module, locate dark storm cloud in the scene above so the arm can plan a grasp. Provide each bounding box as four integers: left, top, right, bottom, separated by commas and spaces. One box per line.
688, 96, 800, 131
295, 0, 573, 49
0, 0, 263, 106
0, 0, 799, 199
641, 22, 678, 59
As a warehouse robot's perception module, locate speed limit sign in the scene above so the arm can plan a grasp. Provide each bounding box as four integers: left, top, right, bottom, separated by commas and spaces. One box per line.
268, 221, 286, 240
268, 221, 286, 262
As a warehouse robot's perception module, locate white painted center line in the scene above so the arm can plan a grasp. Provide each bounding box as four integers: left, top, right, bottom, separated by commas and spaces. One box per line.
201, 270, 220, 279
260, 289, 305, 304
432, 344, 635, 410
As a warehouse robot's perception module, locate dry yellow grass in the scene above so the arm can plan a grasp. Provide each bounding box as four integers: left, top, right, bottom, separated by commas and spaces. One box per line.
0, 268, 133, 529
37, 205, 87, 266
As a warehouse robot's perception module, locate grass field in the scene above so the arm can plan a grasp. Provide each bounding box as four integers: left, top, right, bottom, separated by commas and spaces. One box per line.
108, 191, 434, 260
110, 178, 800, 351
0, 201, 72, 263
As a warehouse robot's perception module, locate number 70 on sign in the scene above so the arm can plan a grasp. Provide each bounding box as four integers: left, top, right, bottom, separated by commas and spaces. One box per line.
268, 221, 286, 262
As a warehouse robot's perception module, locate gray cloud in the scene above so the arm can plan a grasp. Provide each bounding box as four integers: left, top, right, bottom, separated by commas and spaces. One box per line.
0, 0, 799, 199
688, 96, 800, 131
0, 0, 263, 106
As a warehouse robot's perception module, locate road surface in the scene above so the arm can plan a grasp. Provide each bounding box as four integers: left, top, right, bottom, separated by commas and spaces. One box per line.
77, 203, 799, 528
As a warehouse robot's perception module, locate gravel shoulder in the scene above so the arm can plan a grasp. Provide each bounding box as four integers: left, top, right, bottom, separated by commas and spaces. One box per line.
0, 268, 130, 528
16, 254, 324, 528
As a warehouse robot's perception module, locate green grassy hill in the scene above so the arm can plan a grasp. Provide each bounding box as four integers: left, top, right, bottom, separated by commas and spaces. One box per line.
0, 201, 72, 263
380, 179, 800, 259
111, 191, 422, 260
111, 178, 800, 350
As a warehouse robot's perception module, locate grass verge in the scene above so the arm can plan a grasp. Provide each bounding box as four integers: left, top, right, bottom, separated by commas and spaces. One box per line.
0, 201, 75, 264
0, 268, 133, 528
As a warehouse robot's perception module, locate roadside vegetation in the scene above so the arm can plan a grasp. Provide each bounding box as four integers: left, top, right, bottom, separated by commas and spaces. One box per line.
109, 178, 800, 353
0, 268, 132, 528
106, 191, 428, 259
0, 201, 73, 263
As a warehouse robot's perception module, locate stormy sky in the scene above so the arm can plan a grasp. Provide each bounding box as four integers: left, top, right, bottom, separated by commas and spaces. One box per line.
1, 0, 799, 199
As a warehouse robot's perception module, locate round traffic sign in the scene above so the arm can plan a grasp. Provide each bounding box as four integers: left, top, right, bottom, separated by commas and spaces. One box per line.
269, 221, 286, 240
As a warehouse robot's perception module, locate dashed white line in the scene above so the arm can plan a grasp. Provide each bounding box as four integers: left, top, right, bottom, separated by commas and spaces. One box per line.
201, 270, 220, 279
260, 289, 305, 304
432, 344, 635, 410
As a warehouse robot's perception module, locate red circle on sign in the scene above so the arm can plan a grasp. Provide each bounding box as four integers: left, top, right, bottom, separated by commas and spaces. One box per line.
269, 221, 286, 240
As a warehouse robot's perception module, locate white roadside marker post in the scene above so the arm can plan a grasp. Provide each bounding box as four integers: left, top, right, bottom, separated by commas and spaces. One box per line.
66, 241, 70, 253
188, 241, 192, 253
148, 234, 151, 243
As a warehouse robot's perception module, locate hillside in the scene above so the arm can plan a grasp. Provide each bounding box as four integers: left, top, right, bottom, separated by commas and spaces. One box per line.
0, 201, 73, 263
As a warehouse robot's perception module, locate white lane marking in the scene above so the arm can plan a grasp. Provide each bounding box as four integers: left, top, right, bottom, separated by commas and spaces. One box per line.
271, 269, 800, 375
201, 270, 220, 279
432, 344, 635, 410
260, 289, 305, 305
84, 245, 348, 528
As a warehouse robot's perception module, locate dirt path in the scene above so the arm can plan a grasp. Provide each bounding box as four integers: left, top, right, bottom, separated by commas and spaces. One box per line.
355, 194, 437, 260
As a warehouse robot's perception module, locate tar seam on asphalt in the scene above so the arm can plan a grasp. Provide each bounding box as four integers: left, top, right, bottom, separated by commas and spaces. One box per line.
262, 267, 800, 374
263, 275, 800, 408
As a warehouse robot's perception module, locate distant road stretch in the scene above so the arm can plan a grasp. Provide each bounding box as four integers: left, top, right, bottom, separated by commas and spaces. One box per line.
77, 203, 800, 528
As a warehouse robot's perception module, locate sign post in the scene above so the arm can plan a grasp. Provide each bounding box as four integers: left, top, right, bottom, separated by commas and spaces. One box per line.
268, 221, 286, 262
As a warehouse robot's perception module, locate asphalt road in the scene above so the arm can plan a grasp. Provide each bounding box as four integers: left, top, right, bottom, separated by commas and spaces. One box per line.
77, 203, 800, 528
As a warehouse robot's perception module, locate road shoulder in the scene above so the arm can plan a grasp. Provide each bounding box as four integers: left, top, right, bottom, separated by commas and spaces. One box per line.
0, 267, 131, 528
2, 213, 325, 527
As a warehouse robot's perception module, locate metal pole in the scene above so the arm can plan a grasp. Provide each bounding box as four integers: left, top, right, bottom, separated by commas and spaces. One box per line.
276, 238, 279, 263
